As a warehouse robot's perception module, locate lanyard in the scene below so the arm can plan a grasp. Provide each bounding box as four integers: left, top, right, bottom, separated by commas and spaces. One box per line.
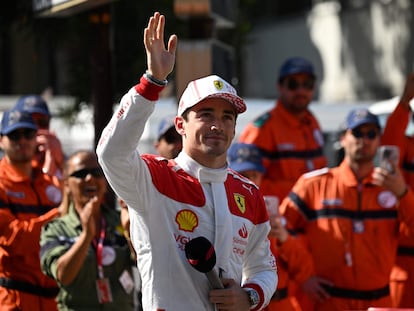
93, 217, 106, 279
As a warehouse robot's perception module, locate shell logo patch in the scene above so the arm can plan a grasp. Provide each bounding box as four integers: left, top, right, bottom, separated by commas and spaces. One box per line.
234, 194, 246, 214
213, 80, 224, 90
175, 209, 198, 232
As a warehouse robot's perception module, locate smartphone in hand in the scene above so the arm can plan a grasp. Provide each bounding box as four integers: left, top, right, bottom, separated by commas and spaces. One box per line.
378, 145, 399, 174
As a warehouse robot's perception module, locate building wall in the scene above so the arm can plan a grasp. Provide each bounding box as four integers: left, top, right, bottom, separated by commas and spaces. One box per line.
4, 1, 414, 106
242, 1, 414, 102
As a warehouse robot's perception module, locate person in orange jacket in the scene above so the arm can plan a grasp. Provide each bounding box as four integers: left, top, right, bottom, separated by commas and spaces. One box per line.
265, 215, 318, 311
280, 107, 414, 311
239, 57, 327, 309
0, 108, 62, 310
14, 95, 65, 180
381, 72, 414, 308
228, 143, 315, 311
238, 57, 327, 204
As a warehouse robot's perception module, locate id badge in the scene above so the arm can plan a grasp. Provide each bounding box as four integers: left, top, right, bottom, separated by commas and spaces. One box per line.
119, 269, 134, 294
353, 220, 364, 233
96, 278, 113, 304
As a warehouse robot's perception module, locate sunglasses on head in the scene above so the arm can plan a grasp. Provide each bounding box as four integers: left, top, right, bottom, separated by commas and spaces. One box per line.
6, 129, 37, 141
351, 128, 379, 140
285, 78, 315, 91
69, 167, 105, 179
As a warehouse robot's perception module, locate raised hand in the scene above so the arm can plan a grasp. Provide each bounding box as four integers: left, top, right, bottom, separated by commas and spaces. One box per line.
80, 195, 101, 240
144, 12, 178, 82
268, 215, 289, 243
372, 165, 408, 199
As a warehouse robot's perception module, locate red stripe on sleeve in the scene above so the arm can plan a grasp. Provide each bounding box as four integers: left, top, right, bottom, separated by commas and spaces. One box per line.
135, 75, 165, 101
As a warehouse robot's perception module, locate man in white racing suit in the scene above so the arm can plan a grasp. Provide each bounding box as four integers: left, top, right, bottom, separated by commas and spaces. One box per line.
96, 12, 277, 311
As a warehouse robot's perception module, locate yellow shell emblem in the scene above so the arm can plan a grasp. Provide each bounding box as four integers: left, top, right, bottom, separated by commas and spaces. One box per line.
234, 194, 246, 213
175, 209, 198, 232
213, 80, 224, 90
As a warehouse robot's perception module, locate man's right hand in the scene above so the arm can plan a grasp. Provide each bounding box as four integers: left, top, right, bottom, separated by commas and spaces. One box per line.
144, 12, 177, 82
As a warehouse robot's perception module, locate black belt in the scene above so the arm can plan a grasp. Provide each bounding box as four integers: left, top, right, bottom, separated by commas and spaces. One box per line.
0, 277, 59, 298
271, 287, 288, 301
397, 246, 414, 256
322, 284, 389, 300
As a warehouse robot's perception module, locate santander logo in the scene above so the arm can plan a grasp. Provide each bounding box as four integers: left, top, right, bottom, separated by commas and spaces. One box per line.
238, 224, 248, 239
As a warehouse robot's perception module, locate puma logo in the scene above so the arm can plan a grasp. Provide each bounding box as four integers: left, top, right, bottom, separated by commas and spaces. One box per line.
242, 184, 253, 195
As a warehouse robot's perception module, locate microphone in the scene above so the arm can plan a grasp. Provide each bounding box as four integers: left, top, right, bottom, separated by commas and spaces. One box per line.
184, 236, 224, 289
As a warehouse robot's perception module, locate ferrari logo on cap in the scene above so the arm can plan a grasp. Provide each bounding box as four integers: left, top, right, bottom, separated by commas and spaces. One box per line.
234, 194, 246, 214
213, 80, 224, 90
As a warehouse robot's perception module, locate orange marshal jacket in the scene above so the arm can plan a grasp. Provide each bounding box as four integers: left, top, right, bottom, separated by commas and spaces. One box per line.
0, 158, 62, 310
240, 101, 323, 310
381, 102, 414, 307
280, 162, 414, 305
239, 101, 327, 201
265, 235, 314, 311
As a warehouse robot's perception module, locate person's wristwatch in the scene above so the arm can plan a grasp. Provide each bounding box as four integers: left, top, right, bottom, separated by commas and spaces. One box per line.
245, 288, 260, 307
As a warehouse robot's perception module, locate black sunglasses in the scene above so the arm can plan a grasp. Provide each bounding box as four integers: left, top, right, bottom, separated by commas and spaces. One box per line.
6, 129, 37, 141
351, 128, 379, 140
285, 78, 315, 91
69, 167, 105, 179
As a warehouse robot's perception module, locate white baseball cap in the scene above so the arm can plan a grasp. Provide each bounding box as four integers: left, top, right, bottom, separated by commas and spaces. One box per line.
177, 75, 246, 116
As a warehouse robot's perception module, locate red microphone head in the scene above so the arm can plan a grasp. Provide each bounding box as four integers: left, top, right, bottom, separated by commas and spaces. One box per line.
185, 236, 216, 273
